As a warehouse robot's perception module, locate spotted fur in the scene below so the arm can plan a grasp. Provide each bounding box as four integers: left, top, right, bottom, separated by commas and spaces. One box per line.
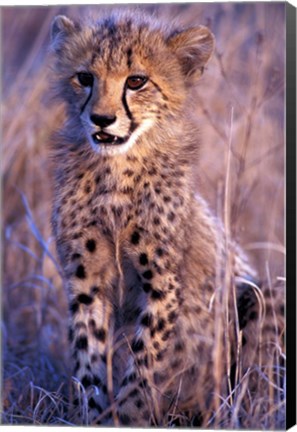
50, 11, 284, 426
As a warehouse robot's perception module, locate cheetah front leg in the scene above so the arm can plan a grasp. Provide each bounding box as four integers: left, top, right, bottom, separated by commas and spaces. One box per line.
58, 231, 118, 425
116, 228, 183, 426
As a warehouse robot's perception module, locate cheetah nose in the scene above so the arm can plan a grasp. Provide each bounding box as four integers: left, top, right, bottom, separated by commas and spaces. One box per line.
90, 114, 116, 128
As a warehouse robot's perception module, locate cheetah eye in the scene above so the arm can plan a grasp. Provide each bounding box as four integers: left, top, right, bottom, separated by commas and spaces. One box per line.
77, 72, 94, 87
126, 75, 147, 91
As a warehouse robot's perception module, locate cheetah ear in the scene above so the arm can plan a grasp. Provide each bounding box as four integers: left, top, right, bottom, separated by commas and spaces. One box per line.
51, 15, 78, 49
167, 26, 215, 82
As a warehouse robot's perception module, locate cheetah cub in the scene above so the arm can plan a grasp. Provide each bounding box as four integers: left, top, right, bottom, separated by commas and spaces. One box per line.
50, 11, 268, 427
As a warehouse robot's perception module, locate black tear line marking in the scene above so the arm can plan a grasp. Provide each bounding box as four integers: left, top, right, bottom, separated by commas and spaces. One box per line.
80, 86, 93, 115
122, 83, 134, 122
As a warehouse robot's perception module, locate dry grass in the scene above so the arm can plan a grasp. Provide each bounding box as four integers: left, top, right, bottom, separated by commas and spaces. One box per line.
2, 3, 285, 428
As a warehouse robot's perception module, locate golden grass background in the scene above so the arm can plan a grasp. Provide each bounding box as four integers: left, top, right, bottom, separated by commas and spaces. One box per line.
2, 3, 285, 427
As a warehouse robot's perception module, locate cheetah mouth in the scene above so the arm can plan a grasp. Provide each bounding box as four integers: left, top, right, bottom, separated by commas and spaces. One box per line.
92, 131, 127, 146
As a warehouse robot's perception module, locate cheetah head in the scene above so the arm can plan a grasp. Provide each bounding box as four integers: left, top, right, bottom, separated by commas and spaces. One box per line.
50, 12, 214, 156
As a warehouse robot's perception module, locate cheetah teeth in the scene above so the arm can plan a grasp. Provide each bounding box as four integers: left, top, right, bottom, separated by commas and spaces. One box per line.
93, 132, 125, 146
